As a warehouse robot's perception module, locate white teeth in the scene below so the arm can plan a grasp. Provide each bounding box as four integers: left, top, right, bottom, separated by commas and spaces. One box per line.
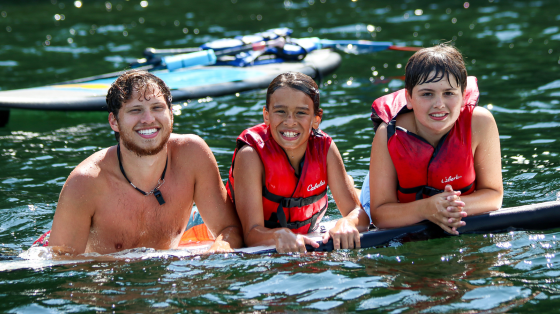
138, 128, 157, 135
431, 113, 446, 117
282, 131, 298, 138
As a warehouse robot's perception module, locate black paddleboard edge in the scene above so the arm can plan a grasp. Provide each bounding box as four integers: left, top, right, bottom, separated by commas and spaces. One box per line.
4, 201, 559, 260
243, 200, 560, 254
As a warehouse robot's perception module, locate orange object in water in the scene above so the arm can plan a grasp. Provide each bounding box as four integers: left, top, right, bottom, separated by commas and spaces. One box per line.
179, 223, 215, 247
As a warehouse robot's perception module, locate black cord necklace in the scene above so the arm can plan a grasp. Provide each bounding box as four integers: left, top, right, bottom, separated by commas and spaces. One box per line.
117, 143, 167, 205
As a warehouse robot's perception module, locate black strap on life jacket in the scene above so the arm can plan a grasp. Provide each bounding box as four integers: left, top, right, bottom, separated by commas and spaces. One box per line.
262, 185, 328, 232
397, 182, 475, 201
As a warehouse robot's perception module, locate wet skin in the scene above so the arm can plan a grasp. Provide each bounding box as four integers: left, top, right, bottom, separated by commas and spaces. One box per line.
404, 74, 464, 147
263, 87, 320, 169
48, 87, 242, 255
369, 72, 503, 234
233, 87, 370, 253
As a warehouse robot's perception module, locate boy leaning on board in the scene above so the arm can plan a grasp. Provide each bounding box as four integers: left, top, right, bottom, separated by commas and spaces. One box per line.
361, 43, 503, 233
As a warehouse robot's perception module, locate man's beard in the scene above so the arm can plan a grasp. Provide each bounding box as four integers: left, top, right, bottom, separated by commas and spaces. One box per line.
118, 125, 172, 157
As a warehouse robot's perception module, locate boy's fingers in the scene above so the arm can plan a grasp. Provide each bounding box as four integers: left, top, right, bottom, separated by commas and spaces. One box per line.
304, 236, 320, 248
451, 201, 466, 207
332, 236, 341, 250
354, 231, 361, 249
322, 232, 330, 244
438, 223, 458, 235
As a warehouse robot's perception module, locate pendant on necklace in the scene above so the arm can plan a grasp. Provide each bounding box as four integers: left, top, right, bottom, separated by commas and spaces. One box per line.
117, 144, 168, 206
154, 190, 165, 205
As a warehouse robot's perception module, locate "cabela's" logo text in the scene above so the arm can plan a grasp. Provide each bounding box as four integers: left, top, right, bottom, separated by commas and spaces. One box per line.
307, 180, 326, 192
442, 175, 462, 184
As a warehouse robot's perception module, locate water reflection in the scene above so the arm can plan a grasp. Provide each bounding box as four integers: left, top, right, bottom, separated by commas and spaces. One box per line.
2, 0, 560, 311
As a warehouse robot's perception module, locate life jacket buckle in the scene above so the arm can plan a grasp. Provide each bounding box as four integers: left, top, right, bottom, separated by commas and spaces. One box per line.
282, 197, 303, 208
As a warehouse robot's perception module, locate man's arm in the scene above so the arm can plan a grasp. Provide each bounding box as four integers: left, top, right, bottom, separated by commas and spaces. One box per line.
189, 136, 243, 251
48, 169, 96, 255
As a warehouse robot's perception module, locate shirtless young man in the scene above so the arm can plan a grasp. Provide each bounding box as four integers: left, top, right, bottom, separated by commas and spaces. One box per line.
46, 70, 242, 255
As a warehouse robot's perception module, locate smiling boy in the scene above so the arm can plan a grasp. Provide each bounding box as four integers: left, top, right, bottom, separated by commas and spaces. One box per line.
364, 44, 503, 234
47, 70, 242, 255
227, 72, 369, 253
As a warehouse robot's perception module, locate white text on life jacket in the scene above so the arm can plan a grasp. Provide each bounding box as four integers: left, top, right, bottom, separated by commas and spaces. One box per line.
442, 175, 463, 184
307, 180, 326, 192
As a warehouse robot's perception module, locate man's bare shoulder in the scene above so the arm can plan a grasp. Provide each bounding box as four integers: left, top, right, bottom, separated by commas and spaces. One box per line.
167, 133, 219, 177
55, 147, 117, 212
66, 147, 116, 188
168, 133, 213, 157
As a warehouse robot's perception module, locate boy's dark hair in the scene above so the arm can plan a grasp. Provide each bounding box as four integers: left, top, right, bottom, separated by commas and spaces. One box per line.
265, 72, 321, 116
106, 70, 172, 141
405, 43, 467, 95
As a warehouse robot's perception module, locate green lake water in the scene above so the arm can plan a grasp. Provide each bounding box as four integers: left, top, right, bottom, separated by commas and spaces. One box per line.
1, 0, 560, 312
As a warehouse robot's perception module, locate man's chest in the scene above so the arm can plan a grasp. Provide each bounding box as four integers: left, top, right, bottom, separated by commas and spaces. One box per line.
87, 176, 195, 253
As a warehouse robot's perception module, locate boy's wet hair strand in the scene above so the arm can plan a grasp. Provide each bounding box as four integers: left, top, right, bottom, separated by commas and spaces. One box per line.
405, 43, 467, 95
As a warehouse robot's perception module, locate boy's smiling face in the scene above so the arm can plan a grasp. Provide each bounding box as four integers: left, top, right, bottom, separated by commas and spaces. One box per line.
406, 71, 464, 139
263, 87, 320, 156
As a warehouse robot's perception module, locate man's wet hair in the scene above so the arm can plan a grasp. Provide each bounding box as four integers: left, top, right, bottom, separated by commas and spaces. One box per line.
106, 70, 172, 141
405, 43, 467, 96
265, 72, 321, 116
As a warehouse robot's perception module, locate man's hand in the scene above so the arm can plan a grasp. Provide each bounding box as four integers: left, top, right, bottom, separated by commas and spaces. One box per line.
274, 228, 319, 253
426, 185, 467, 235
322, 218, 361, 249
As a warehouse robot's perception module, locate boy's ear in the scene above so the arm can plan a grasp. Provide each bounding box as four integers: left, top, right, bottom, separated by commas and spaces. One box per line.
405, 89, 413, 110
312, 108, 323, 129
263, 106, 270, 125
109, 112, 119, 132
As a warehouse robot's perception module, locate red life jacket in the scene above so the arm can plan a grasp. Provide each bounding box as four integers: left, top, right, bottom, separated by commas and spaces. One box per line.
371, 76, 480, 202
227, 123, 331, 234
